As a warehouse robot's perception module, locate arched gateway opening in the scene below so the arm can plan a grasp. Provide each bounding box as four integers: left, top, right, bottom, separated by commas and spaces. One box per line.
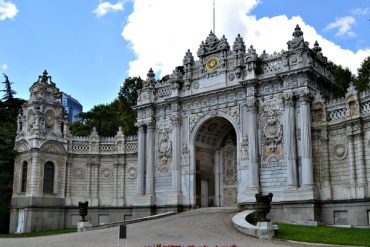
193, 117, 238, 207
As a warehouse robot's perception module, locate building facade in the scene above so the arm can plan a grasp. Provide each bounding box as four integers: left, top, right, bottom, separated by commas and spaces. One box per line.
60, 92, 83, 123
10, 26, 370, 233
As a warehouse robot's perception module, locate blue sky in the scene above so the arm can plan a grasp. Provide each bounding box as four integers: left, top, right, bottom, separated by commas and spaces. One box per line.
0, 0, 369, 111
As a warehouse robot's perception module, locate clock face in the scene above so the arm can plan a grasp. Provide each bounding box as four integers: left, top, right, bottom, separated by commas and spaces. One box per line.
205, 57, 219, 71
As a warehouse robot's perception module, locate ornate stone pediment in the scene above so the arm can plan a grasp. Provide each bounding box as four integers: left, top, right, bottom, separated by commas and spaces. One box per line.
40, 141, 66, 154
14, 140, 31, 152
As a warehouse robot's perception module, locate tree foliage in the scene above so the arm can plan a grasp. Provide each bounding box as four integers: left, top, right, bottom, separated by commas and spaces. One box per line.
0, 96, 25, 233
69, 77, 143, 137
356, 56, 370, 92
330, 56, 370, 96
330, 62, 354, 97
1, 74, 16, 101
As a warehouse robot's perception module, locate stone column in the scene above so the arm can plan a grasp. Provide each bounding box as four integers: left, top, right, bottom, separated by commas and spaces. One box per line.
137, 124, 146, 195
146, 122, 155, 195
65, 162, 72, 199
245, 99, 259, 189
283, 92, 298, 188
28, 152, 39, 197
92, 163, 99, 206
171, 114, 182, 193
356, 133, 366, 186
299, 92, 313, 187
113, 162, 119, 206
347, 128, 356, 186
87, 163, 92, 199
215, 150, 221, 206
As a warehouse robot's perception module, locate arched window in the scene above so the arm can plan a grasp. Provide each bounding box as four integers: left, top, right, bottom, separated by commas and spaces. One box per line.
21, 161, 28, 192
43, 161, 55, 194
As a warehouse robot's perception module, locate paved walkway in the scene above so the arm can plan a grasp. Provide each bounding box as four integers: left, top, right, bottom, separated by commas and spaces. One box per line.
0, 208, 345, 247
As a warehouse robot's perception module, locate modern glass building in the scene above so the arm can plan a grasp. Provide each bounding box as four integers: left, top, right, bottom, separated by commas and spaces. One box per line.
60, 92, 82, 123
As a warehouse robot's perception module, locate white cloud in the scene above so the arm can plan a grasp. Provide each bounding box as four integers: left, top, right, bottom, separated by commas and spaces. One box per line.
324, 16, 356, 37
0, 0, 18, 21
93, 1, 124, 17
122, 0, 370, 77
351, 8, 369, 15
1, 64, 8, 70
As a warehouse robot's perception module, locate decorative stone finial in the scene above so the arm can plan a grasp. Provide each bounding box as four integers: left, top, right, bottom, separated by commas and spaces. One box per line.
287, 24, 308, 50
183, 49, 194, 66
313, 41, 322, 53
147, 68, 155, 80
39, 70, 51, 84
233, 34, 246, 53
293, 24, 303, 39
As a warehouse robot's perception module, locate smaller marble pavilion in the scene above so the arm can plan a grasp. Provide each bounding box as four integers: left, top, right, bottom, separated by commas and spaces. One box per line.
9, 25, 370, 232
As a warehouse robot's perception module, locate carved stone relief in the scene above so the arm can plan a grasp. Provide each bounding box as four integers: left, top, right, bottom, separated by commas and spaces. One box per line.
157, 128, 172, 165
263, 110, 283, 152
100, 167, 113, 180
241, 134, 248, 160
156, 128, 172, 176
221, 136, 237, 207
223, 187, 237, 207
72, 167, 85, 179
127, 163, 137, 179
334, 143, 347, 160
181, 143, 190, 175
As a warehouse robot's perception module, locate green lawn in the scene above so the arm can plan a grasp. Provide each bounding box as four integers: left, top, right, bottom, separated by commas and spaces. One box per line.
0, 228, 77, 238
275, 223, 370, 246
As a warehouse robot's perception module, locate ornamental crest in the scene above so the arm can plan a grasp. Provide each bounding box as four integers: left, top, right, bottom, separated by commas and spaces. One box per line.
157, 128, 172, 165
241, 134, 248, 160
263, 110, 283, 152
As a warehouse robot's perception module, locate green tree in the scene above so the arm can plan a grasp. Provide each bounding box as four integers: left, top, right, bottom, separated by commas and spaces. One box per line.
0, 95, 25, 233
1, 74, 16, 101
70, 76, 143, 137
329, 62, 355, 97
118, 76, 143, 107
355, 56, 370, 92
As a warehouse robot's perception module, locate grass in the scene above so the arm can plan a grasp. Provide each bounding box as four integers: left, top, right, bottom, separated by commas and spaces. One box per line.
0, 228, 77, 238
275, 223, 370, 246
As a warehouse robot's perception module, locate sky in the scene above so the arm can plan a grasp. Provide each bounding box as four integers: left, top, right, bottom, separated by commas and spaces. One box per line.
0, 0, 369, 111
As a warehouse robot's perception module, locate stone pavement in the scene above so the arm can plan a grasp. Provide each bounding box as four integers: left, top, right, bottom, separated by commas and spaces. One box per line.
0, 208, 344, 247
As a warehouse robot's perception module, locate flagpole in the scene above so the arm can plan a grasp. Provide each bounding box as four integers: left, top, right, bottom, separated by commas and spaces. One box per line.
213, 0, 215, 34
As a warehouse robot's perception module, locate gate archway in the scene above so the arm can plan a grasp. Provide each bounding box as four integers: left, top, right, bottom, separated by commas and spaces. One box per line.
189, 115, 240, 207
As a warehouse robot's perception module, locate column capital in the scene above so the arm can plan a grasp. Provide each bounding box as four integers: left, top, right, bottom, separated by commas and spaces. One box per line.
170, 114, 182, 127
244, 98, 258, 112
282, 91, 296, 107
297, 89, 313, 103
145, 120, 156, 129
